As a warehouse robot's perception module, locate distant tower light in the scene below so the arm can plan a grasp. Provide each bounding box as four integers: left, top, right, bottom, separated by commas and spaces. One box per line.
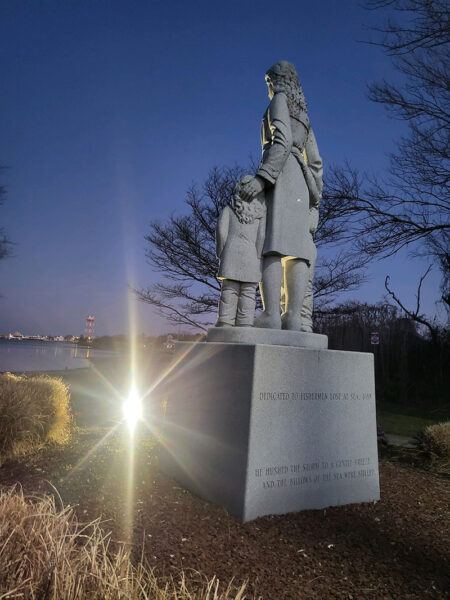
85, 316, 95, 341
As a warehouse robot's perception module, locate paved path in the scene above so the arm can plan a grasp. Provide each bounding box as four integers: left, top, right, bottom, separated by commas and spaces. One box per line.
385, 433, 416, 448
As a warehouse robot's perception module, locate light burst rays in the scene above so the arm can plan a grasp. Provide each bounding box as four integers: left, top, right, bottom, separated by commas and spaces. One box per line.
62, 190, 220, 540
84, 361, 125, 403
136, 340, 223, 411
65, 423, 121, 479
63, 333, 221, 541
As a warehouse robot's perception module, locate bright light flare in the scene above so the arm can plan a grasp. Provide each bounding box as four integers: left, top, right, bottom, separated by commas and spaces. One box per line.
123, 385, 142, 431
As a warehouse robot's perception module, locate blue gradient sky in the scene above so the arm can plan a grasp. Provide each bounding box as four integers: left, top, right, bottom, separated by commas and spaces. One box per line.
0, 0, 442, 336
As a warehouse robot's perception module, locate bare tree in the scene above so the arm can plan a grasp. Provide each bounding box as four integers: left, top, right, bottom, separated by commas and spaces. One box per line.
325, 0, 449, 326
384, 266, 442, 341
137, 166, 242, 330
366, 0, 449, 52
138, 166, 369, 330
314, 298, 449, 407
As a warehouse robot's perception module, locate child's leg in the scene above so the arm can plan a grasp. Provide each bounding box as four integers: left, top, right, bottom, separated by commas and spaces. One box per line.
236, 283, 257, 327
216, 279, 239, 326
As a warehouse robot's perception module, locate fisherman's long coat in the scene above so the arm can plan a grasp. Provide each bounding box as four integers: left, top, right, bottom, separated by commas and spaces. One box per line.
256, 92, 323, 262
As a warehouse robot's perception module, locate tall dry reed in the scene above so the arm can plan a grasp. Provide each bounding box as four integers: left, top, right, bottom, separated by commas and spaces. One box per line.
0, 373, 72, 464
0, 487, 250, 599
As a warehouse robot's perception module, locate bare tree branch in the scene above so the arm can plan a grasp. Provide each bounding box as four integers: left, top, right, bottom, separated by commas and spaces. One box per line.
138, 165, 369, 330
384, 269, 439, 339
327, 0, 449, 325
364, 0, 450, 53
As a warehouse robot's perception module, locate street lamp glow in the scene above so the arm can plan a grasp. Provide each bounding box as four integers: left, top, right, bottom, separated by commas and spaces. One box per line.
123, 385, 142, 431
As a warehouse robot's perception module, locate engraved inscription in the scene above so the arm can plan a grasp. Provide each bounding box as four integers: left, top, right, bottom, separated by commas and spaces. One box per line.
255, 457, 375, 490
259, 391, 372, 402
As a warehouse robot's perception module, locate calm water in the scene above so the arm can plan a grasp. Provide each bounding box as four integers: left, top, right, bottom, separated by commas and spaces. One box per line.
0, 339, 115, 372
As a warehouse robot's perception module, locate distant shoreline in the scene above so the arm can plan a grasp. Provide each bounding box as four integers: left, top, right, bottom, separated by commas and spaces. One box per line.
0, 340, 118, 373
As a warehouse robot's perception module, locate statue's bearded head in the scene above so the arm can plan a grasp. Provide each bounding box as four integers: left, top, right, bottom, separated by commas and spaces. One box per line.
265, 61, 308, 119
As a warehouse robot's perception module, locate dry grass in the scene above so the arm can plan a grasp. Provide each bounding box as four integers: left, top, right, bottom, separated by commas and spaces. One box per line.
422, 421, 450, 463
0, 373, 72, 465
0, 487, 250, 600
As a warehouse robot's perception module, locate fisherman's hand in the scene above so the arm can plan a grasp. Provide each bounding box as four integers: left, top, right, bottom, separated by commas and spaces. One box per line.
240, 176, 265, 202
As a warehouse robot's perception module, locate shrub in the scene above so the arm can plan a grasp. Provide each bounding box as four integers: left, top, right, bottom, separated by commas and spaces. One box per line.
0, 487, 249, 599
0, 373, 72, 464
422, 422, 450, 460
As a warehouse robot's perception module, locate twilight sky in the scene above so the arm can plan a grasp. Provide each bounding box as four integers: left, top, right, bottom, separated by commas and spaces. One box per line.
0, 0, 443, 336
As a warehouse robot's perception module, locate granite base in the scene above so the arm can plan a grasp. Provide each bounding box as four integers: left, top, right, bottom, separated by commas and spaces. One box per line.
159, 342, 380, 521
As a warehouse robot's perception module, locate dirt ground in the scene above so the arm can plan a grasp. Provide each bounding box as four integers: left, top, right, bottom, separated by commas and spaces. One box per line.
0, 423, 448, 600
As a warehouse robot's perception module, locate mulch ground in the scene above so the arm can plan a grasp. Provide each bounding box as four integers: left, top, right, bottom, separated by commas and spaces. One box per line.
0, 426, 448, 600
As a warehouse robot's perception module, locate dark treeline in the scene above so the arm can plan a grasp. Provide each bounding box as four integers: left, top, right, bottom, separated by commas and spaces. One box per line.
87, 310, 448, 410
314, 302, 449, 410
87, 332, 204, 351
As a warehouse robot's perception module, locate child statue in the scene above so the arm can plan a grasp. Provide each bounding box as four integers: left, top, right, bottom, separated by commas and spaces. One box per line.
215, 176, 266, 327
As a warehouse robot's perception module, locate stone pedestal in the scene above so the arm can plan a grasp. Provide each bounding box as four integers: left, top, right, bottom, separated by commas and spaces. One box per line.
159, 341, 380, 521
206, 326, 328, 349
